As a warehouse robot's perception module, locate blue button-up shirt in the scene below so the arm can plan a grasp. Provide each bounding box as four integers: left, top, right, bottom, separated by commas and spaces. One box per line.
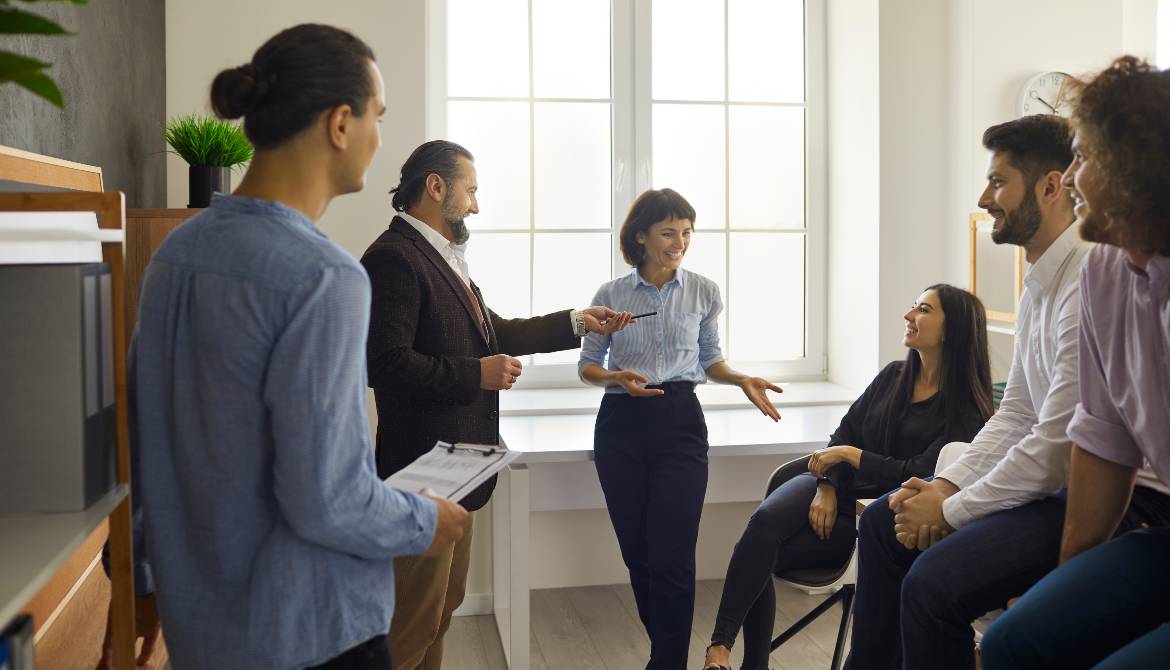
579, 267, 724, 392
132, 194, 437, 670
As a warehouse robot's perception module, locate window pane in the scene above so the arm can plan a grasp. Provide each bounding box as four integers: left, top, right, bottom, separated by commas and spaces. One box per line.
466, 233, 532, 319
652, 0, 725, 101
728, 0, 804, 102
448, 0, 529, 97
729, 105, 804, 229
652, 104, 725, 229
447, 101, 531, 230
532, 233, 612, 364
682, 232, 728, 354
533, 0, 610, 98
729, 233, 804, 360
534, 103, 612, 229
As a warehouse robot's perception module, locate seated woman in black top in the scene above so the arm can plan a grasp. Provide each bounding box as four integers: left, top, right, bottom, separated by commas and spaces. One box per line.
702, 283, 994, 670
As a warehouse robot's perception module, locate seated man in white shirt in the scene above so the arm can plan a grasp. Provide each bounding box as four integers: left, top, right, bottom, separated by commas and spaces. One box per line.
842, 115, 1170, 670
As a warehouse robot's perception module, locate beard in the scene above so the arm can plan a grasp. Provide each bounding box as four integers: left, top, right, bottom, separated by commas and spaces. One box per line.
442, 195, 471, 245
991, 190, 1042, 246
442, 191, 470, 244
1077, 207, 1119, 246
447, 217, 470, 245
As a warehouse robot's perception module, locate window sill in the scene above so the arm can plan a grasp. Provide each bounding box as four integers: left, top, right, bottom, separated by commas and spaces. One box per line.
500, 380, 858, 417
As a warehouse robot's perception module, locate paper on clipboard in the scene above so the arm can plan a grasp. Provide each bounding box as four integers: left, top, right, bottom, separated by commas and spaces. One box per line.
384, 441, 520, 502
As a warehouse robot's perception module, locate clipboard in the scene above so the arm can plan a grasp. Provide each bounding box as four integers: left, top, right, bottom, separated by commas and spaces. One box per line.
384, 440, 520, 502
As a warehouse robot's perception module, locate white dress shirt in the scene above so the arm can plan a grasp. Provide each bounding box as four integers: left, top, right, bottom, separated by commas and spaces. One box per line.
398, 211, 471, 284
939, 223, 1090, 528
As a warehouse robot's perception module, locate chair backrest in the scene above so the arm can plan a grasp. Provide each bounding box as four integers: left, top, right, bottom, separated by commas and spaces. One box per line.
934, 442, 968, 476
766, 453, 813, 497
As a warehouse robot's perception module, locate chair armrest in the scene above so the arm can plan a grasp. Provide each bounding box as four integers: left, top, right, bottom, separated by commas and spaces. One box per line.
855, 498, 875, 516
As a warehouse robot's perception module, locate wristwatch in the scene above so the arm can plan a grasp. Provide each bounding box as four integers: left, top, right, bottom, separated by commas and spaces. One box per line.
572, 309, 588, 337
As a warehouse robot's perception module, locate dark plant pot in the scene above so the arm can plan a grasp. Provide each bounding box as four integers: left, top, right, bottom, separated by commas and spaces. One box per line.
188, 165, 231, 208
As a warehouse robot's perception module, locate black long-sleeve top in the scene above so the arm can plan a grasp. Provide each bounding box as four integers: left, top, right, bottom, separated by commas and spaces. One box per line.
823, 361, 987, 499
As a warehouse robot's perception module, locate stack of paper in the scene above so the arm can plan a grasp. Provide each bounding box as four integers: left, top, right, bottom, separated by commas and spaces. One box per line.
0, 211, 122, 265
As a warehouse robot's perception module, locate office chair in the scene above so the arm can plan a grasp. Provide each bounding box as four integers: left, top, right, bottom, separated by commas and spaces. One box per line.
765, 454, 857, 670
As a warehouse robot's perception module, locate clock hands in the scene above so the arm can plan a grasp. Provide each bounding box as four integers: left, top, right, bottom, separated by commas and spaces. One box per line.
1029, 90, 1059, 113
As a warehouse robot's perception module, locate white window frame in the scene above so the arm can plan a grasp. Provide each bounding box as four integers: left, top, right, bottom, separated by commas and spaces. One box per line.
425, 0, 827, 387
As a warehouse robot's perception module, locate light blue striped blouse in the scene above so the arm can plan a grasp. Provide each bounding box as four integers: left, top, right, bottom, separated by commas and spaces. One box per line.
579, 267, 725, 393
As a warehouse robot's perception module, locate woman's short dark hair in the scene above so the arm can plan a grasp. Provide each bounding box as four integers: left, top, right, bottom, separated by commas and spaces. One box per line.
390, 140, 475, 212
1066, 56, 1170, 255
210, 24, 376, 150
878, 284, 994, 452
981, 115, 1073, 186
618, 188, 697, 267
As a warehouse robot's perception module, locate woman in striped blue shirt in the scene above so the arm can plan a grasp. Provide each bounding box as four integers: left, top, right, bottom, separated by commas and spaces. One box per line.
579, 188, 782, 670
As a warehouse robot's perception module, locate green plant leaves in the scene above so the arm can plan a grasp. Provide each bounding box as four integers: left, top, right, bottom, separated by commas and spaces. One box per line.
165, 114, 254, 167
0, 50, 49, 78
12, 69, 62, 106
0, 7, 70, 34
0, 0, 85, 107
0, 50, 61, 106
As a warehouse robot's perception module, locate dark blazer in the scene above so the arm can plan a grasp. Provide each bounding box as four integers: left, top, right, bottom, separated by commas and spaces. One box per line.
361, 216, 580, 510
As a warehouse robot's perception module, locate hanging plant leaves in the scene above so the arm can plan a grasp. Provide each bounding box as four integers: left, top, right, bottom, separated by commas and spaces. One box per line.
0, 7, 71, 34
12, 70, 63, 106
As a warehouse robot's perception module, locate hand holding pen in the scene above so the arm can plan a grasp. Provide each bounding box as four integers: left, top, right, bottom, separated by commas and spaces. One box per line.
583, 307, 657, 335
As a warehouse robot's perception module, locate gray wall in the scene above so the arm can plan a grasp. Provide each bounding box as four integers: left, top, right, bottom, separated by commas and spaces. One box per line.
0, 0, 165, 207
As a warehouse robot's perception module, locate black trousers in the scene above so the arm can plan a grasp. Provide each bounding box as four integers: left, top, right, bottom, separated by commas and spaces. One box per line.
594, 385, 709, 670
308, 635, 393, 669
711, 474, 856, 670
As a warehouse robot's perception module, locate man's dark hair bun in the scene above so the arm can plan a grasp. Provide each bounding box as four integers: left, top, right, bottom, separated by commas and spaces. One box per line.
211, 63, 269, 119
206, 24, 376, 149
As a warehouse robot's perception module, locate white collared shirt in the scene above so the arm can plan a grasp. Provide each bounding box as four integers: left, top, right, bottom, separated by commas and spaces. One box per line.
398, 211, 471, 285
939, 223, 1091, 528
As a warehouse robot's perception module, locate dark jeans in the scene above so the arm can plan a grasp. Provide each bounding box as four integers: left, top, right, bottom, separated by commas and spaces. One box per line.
981, 527, 1170, 669
844, 486, 1170, 670
308, 635, 393, 669
710, 473, 856, 670
843, 492, 1068, 670
594, 386, 709, 670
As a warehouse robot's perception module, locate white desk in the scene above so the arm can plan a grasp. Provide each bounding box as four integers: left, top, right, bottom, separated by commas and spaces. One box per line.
490, 403, 848, 670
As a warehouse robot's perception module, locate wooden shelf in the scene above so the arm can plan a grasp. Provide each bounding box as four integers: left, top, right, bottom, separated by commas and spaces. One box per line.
0, 485, 128, 627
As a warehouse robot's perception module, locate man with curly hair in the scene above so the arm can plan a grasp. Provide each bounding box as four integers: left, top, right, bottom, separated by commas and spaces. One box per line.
981, 56, 1170, 669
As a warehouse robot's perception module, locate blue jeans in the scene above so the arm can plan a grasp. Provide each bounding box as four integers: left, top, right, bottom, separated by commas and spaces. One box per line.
842, 491, 1067, 670
981, 527, 1170, 669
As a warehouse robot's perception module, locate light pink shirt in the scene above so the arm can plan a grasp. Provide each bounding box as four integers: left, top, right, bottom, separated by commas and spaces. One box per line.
1068, 244, 1170, 486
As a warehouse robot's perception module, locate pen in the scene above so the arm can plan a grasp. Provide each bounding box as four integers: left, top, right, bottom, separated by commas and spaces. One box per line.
600, 310, 658, 326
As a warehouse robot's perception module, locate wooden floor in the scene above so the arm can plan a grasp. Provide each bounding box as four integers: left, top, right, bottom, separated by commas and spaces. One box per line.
445, 580, 846, 670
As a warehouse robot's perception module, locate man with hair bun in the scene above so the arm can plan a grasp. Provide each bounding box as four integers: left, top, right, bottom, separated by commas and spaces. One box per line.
981, 56, 1170, 670
111, 24, 468, 670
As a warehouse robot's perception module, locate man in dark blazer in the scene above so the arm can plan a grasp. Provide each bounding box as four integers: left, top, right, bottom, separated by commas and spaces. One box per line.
361, 140, 631, 670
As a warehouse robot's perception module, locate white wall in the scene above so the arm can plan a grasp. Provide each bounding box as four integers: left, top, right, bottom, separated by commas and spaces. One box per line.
825, 0, 881, 391
828, 0, 1158, 389
944, 0, 1156, 299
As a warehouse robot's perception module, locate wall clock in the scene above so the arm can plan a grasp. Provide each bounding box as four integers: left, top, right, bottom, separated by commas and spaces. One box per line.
1018, 71, 1073, 117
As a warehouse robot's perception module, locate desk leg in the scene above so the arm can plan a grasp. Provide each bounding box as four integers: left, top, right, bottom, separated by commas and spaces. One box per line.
493, 464, 530, 670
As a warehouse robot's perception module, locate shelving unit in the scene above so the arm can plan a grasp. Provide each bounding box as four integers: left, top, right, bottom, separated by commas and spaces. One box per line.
0, 486, 128, 628
0, 145, 136, 669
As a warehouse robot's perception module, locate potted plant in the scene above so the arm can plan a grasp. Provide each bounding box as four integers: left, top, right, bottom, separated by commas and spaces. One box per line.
165, 114, 253, 208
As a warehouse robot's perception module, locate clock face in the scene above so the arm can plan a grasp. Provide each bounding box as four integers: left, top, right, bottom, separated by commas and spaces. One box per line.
1019, 71, 1073, 117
